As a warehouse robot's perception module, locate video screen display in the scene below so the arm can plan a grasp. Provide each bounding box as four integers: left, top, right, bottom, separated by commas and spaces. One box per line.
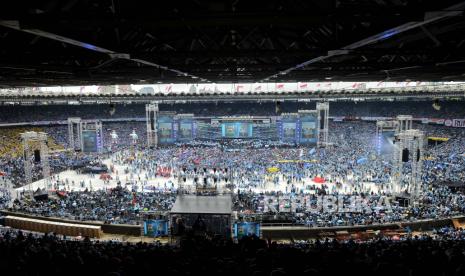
223, 123, 236, 137
158, 123, 172, 139
82, 130, 97, 152
233, 222, 261, 239
221, 122, 253, 138
301, 122, 316, 138
179, 122, 193, 139
157, 115, 175, 143
143, 220, 168, 237
283, 122, 296, 139
300, 114, 317, 144
238, 123, 250, 137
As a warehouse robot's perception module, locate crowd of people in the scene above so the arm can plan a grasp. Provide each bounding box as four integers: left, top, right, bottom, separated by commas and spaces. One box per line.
0, 100, 465, 228
1, 120, 462, 227
1, 100, 465, 123
10, 187, 176, 224
0, 126, 67, 186
1, 226, 465, 275
0, 122, 146, 188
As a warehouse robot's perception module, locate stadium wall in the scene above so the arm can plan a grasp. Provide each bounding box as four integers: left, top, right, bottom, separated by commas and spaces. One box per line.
1, 210, 462, 239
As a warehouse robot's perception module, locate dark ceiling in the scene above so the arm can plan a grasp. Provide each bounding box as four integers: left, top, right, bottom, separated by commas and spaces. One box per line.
1, 0, 465, 87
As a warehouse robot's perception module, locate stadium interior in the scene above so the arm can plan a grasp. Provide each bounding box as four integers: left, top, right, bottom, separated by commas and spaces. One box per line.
1, 1, 465, 275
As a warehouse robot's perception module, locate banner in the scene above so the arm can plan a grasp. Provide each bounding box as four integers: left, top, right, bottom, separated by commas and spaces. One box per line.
267, 167, 279, 173
428, 118, 445, 125
143, 220, 168, 237
444, 119, 465, 127
233, 222, 261, 239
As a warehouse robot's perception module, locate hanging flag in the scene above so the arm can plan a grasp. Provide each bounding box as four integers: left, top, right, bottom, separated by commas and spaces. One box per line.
313, 177, 325, 183
357, 157, 368, 164
275, 101, 281, 113
276, 83, 284, 89
132, 192, 137, 206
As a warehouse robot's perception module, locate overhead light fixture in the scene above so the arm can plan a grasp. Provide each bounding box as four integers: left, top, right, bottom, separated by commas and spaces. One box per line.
109, 103, 116, 116
432, 99, 441, 111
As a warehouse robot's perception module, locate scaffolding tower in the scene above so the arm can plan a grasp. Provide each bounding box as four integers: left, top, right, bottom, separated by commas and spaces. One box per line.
146, 103, 159, 147
110, 130, 119, 151
375, 120, 398, 155
376, 120, 398, 137
392, 129, 425, 199
316, 102, 329, 147
396, 115, 413, 134
67, 117, 82, 151
21, 131, 50, 189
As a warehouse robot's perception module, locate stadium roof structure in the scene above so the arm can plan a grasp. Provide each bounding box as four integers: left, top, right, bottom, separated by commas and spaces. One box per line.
0, 1, 465, 87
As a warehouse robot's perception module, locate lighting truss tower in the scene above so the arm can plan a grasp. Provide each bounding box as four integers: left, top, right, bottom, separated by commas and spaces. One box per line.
21, 131, 50, 189
110, 130, 119, 147
396, 115, 413, 134
146, 102, 159, 148
376, 120, 398, 137
67, 117, 82, 151
375, 120, 398, 155
392, 129, 425, 199
316, 102, 329, 147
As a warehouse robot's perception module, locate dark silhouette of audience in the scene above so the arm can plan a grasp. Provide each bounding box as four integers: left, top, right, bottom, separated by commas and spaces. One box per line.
1, 227, 465, 275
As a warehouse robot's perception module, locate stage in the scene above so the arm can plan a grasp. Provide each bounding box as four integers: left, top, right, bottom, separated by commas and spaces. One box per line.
170, 195, 233, 236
